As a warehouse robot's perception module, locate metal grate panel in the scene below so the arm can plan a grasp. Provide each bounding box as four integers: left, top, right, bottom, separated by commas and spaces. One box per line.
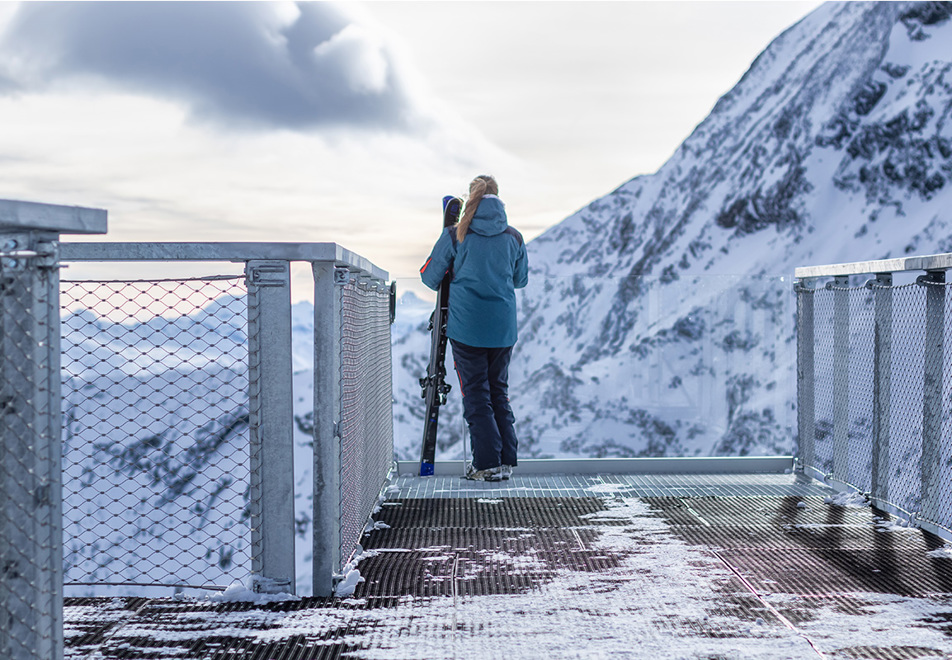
845, 284, 875, 492
883, 282, 928, 516
811, 284, 835, 477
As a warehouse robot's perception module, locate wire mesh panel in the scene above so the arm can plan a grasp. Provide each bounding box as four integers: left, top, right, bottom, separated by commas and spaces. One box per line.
844, 283, 875, 492
808, 285, 835, 476
798, 272, 952, 536
338, 275, 394, 567
922, 276, 952, 527
887, 283, 928, 517
1, 240, 63, 660
936, 279, 952, 526
60, 276, 251, 592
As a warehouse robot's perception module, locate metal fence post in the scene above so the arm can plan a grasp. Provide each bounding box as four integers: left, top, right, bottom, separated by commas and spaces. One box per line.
0, 200, 105, 660
1, 231, 62, 660
832, 276, 850, 483
796, 278, 815, 474
245, 260, 296, 594
870, 273, 893, 505
921, 269, 945, 520
312, 261, 342, 597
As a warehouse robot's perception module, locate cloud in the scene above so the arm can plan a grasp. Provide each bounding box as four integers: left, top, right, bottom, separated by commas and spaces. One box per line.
0, 1, 422, 131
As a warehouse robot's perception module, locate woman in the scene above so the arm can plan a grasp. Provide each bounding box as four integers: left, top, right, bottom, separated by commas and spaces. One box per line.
420, 175, 529, 481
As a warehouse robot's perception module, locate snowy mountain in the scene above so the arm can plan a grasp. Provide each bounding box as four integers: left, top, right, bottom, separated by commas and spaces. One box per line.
393, 1, 952, 459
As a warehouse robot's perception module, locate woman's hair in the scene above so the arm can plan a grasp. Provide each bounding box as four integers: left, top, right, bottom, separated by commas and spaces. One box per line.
456, 175, 498, 243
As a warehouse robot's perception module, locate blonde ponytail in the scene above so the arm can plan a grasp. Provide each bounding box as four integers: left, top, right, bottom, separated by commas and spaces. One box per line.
456, 175, 498, 243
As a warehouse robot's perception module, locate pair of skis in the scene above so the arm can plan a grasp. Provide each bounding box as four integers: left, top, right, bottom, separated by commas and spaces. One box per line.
418, 195, 462, 476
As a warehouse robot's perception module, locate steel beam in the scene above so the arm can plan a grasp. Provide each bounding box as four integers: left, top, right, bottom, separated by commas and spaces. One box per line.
795, 252, 952, 279
0, 199, 106, 235
870, 273, 893, 505
245, 261, 296, 594
311, 261, 342, 597
796, 279, 816, 473
0, 232, 63, 660
61, 242, 388, 282
921, 270, 945, 522
397, 456, 795, 476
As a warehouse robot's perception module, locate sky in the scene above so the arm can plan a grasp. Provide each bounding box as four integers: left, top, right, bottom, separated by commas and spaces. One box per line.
0, 1, 822, 293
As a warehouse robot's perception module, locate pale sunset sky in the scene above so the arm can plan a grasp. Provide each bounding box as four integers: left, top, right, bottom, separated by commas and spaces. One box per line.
0, 1, 821, 290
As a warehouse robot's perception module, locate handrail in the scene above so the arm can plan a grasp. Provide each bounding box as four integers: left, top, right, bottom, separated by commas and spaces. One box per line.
60, 242, 389, 282
795, 251, 952, 279
0, 198, 107, 234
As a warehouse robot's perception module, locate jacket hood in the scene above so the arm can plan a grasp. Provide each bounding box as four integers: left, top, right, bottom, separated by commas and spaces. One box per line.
469, 195, 508, 236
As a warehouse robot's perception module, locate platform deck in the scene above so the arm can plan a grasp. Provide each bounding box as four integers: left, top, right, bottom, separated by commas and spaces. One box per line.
65, 473, 952, 659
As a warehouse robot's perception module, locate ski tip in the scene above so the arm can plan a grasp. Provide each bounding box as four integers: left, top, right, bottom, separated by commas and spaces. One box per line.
420, 462, 435, 477
442, 195, 462, 218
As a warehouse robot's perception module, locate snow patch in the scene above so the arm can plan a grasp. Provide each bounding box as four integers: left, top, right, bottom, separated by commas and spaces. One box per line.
209, 577, 299, 605
334, 565, 365, 598
585, 483, 631, 494
926, 545, 952, 559
873, 516, 915, 532
824, 491, 870, 508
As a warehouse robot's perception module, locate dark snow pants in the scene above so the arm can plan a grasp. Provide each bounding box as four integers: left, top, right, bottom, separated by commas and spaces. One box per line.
450, 340, 519, 471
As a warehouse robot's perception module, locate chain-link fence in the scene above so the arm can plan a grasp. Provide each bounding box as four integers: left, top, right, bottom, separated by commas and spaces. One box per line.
797, 265, 952, 537
312, 263, 396, 595
1, 236, 63, 660
60, 276, 251, 592
3, 206, 398, 647
338, 275, 395, 567
57, 245, 396, 598
3, 236, 395, 613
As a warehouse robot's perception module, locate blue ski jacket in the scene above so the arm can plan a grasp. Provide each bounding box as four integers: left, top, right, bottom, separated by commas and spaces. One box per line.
420, 195, 528, 348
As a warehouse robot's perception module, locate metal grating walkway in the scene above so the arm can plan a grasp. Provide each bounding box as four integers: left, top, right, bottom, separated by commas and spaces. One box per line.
65, 473, 952, 659
388, 471, 829, 499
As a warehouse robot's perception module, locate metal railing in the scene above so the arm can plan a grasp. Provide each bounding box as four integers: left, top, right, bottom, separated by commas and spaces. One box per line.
313, 263, 395, 587
796, 252, 952, 540
59, 243, 395, 598
1, 193, 398, 660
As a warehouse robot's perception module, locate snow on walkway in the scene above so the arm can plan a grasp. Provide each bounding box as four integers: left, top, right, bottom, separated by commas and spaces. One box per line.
65, 473, 952, 659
